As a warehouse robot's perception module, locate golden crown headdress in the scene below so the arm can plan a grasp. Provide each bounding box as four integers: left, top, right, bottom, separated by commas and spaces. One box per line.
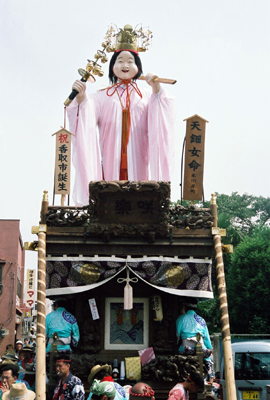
104, 24, 153, 53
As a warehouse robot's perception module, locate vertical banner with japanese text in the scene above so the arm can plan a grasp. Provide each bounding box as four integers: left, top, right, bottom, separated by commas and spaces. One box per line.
53, 127, 73, 195
26, 269, 36, 308
183, 115, 208, 201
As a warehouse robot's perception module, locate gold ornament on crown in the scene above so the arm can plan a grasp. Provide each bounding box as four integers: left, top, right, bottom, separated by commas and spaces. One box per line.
105, 24, 153, 53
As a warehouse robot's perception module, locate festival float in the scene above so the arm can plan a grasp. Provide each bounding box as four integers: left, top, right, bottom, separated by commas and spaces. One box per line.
25, 24, 237, 400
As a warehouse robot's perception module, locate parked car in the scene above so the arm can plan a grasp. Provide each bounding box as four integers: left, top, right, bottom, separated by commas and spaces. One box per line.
220, 341, 270, 400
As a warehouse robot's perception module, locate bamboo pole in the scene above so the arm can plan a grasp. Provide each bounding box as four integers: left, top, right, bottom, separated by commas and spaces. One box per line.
61, 194, 66, 207
36, 191, 48, 400
211, 193, 237, 400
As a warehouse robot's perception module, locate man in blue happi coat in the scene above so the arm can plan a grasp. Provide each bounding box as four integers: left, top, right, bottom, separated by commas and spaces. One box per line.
176, 297, 214, 381
176, 298, 212, 353
46, 297, 80, 353
52, 356, 85, 400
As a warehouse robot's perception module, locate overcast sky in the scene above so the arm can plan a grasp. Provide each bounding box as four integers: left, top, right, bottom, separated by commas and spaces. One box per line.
0, 0, 269, 271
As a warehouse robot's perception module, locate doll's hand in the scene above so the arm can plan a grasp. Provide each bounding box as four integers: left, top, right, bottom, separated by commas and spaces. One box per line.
72, 80, 87, 104
145, 72, 161, 93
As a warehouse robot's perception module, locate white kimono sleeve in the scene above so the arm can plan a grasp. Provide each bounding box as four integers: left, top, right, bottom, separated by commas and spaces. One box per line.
67, 95, 103, 206
147, 87, 176, 181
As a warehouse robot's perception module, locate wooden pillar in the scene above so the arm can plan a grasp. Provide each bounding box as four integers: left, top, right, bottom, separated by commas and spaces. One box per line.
211, 193, 237, 400
36, 191, 48, 400
212, 333, 220, 374
210, 192, 218, 228
40, 190, 49, 224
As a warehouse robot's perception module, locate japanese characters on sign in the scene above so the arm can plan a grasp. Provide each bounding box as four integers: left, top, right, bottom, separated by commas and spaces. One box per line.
100, 192, 159, 224
88, 298, 100, 320
183, 115, 208, 201
24, 311, 31, 322
53, 128, 73, 195
88, 181, 170, 237
26, 269, 36, 308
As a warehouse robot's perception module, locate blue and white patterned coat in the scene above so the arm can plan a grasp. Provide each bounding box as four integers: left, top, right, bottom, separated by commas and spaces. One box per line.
52, 373, 85, 400
176, 310, 212, 354
46, 307, 80, 352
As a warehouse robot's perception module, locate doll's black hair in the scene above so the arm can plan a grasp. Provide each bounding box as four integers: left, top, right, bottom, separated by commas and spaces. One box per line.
108, 50, 143, 84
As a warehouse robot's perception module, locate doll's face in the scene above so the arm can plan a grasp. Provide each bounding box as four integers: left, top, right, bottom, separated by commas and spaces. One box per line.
112, 51, 138, 81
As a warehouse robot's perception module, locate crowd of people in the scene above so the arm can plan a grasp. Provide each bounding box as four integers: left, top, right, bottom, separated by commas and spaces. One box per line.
1, 297, 219, 400
49, 357, 205, 400
0, 337, 36, 400
0, 294, 218, 400
0, 348, 206, 400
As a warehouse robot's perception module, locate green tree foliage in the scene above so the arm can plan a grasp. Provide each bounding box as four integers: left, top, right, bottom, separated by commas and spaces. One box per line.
173, 192, 270, 246
172, 193, 270, 334
215, 192, 270, 246
215, 194, 270, 334
226, 227, 270, 334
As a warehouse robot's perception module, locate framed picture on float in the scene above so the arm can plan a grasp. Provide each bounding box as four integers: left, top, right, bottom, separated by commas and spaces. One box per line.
104, 297, 149, 350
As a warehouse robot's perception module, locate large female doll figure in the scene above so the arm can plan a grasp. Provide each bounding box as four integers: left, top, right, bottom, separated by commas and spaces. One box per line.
67, 24, 175, 206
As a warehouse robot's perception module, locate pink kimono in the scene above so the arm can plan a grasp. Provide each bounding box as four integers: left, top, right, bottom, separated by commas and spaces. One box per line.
168, 384, 188, 400
67, 85, 175, 205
